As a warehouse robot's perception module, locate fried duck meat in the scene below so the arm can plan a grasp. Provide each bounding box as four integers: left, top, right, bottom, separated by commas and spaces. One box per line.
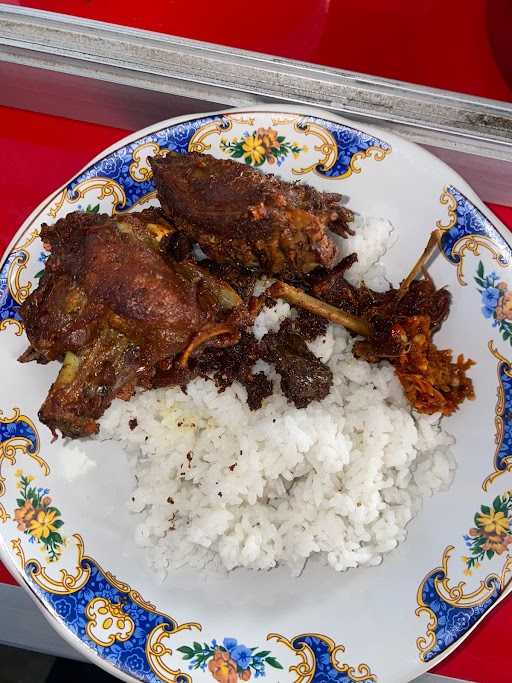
20, 209, 242, 438
150, 151, 353, 277
193, 313, 333, 412
270, 246, 475, 416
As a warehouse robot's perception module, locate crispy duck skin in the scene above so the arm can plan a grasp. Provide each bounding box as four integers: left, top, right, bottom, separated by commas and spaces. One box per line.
19, 209, 241, 438
150, 151, 353, 277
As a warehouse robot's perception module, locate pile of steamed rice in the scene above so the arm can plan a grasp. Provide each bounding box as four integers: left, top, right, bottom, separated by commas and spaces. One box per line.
99, 215, 455, 576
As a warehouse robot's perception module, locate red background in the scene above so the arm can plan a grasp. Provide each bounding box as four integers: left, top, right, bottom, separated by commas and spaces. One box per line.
1, 2, 512, 681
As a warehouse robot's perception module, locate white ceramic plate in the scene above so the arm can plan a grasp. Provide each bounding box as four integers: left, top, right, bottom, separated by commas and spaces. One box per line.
1, 105, 511, 683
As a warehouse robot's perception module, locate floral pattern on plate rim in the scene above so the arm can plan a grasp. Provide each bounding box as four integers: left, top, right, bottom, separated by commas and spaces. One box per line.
416, 486, 512, 663
414, 185, 512, 663
6, 464, 377, 683
67, 113, 391, 211
437, 185, 512, 285
475, 260, 512, 343
178, 637, 282, 681
482, 342, 512, 490
0, 408, 48, 524
220, 128, 305, 167
13, 470, 64, 562
462, 490, 512, 573
0, 230, 39, 335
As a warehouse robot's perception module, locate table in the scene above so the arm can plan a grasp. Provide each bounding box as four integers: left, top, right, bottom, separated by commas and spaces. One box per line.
1, 2, 512, 681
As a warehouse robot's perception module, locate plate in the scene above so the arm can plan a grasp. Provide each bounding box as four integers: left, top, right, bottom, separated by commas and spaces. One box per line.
1, 105, 511, 683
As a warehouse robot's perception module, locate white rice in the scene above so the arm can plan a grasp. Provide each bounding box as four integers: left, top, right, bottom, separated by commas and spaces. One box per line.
98, 215, 455, 575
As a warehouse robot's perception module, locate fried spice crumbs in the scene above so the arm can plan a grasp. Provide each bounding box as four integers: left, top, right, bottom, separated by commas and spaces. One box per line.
128, 418, 138, 430
391, 316, 475, 416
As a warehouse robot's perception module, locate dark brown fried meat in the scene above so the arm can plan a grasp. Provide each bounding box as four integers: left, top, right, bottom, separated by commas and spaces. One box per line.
150, 151, 353, 277
200, 260, 258, 302
20, 210, 238, 437
261, 329, 332, 409
311, 253, 451, 333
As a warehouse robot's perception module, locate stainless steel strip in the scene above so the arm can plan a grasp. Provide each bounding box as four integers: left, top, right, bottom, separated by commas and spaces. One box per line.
0, 4, 511, 164
1, 58, 512, 207
0, 586, 470, 681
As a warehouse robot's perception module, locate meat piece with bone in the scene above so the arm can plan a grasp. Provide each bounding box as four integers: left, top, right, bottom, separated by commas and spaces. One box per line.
150, 151, 353, 277
20, 209, 242, 438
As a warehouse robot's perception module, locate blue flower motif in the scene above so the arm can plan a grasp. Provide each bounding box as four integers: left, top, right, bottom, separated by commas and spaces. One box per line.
121, 649, 146, 672
446, 608, 471, 632
211, 638, 217, 648
223, 637, 238, 653
38, 251, 48, 263
482, 286, 500, 310
53, 597, 77, 623
231, 644, 252, 669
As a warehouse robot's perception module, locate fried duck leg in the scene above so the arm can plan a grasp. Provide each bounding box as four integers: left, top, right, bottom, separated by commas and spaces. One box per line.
150, 151, 353, 277
20, 209, 242, 437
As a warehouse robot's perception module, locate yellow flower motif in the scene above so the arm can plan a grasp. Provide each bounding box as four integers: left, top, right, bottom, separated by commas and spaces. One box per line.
303, 144, 309, 153
461, 555, 469, 564
242, 135, 266, 165
15, 469, 22, 477
27, 475, 34, 483
29, 510, 58, 540
477, 510, 509, 535
464, 567, 472, 577
474, 561, 481, 569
